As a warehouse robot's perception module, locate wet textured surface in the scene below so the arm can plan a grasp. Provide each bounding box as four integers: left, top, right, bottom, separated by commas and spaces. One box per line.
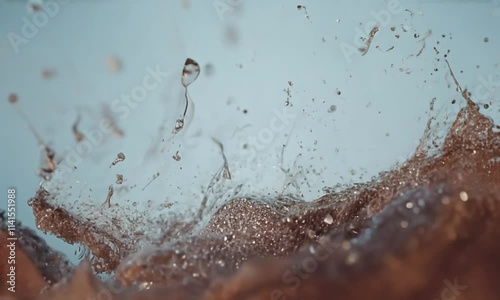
1, 3, 499, 298
11, 82, 499, 298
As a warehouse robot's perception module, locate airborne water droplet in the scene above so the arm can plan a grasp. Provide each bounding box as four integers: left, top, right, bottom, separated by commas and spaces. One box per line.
8, 93, 18, 104
181, 58, 200, 88
102, 185, 114, 208
174, 58, 200, 135
173, 151, 181, 161
110, 152, 126, 168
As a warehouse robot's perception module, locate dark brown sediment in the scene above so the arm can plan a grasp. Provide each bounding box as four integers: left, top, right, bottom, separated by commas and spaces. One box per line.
22, 75, 500, 299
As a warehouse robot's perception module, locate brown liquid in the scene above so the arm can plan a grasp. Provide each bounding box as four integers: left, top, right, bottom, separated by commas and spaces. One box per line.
7, 76, 500, 299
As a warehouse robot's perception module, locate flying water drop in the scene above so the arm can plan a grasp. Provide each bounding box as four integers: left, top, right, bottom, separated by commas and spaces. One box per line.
173, 58, 200, 134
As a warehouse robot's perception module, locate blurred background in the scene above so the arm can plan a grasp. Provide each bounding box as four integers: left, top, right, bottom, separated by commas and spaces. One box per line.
0, 0, 499, 264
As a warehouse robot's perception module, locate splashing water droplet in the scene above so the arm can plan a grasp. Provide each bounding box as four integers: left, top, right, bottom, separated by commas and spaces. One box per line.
181, 58, 200, 88
102, 185, 114, 208
110, 152, 126, 168
174, 58, 200, 135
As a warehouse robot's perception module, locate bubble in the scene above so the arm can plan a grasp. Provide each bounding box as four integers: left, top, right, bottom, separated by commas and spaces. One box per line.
324, 214, 333, 225
345, 252, 359, 265
400, 221, 409, 228
459, 191, 468, 202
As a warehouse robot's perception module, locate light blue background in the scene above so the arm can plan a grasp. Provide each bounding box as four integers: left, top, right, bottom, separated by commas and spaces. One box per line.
1, 0, 499, 264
